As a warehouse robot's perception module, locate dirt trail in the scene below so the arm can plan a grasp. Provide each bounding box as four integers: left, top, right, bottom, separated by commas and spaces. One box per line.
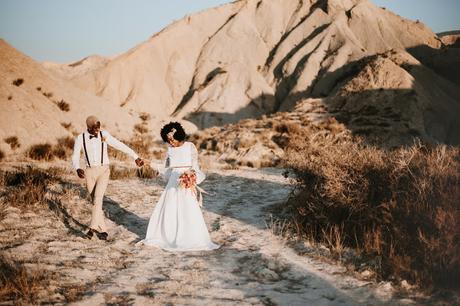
1, 166, 417, 305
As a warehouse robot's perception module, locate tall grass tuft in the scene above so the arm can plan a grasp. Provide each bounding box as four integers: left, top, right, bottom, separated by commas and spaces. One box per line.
0, 256, 50, 303
0, 166, 62, 211
283, 134, 460, 290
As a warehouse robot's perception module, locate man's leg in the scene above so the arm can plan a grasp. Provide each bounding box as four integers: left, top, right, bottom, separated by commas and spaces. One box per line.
85, 167, 98, 237
90, 166, 110, 233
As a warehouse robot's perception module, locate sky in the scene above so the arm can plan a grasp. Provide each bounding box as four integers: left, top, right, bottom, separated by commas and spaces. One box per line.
0, 0, 459, 63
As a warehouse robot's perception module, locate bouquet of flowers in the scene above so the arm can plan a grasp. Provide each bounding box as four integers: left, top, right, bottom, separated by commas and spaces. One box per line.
179, 170, 197, 189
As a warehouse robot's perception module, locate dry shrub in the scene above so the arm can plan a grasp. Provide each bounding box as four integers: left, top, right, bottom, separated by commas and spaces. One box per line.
136, 165, 158, 179
28, 143, 53, 161
139, 112, 150, 122
0, 256, 50, 303
53, 136, 74, 160
56, 99, 70, 112
134, 123, 148, 134
42, 92, 53, 98
109, 135, 155, 160
4, 136, 20, 150
283, 135, 460, 289
27, 138, 74, 161
7, 95, 12, 100
110, 165, 136, 180
0, 166, 61, 211
61, 122, 72, 130
12, 78, 24, 86
110, 164, 157, 180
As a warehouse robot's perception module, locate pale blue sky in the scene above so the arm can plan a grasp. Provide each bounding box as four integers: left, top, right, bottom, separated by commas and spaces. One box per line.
1, 0, 459, 63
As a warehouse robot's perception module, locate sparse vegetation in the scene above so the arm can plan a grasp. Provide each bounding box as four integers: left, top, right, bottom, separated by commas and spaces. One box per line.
4, 136, 20, 150
27, 137, 74, 161
61, 122, 72, 130
109, 135, 158, 161
12, 78, 24, 86
0, 255, 51, 303
0, 166, 62, 211
139, 112, 151, 122
28, 143, 53, 161
0, 150, 4, 161
110, 164, 157, 180
42, 91, 53, 98
136, 165, 158, 179
110, 164, 137, 180
282, 133, 460, 290
56, 99, 70, 112
134, 123, 148, 134
36, 87, 41, 91
7, 95, 12, 100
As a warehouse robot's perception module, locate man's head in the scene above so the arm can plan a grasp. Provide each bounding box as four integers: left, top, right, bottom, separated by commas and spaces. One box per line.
86, 115, 101, 135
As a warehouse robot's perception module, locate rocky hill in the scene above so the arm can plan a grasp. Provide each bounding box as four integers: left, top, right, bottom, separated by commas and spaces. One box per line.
1, 0, 459, 158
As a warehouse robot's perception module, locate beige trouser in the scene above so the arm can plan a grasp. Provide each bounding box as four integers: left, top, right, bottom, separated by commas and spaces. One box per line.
85, 165, 110, 232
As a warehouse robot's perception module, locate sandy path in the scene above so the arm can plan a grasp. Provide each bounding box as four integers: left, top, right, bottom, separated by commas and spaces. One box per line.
1, 166, 416, 305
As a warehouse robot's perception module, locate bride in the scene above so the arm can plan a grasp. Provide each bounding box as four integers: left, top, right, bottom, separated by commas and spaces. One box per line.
141, 122, 220, 251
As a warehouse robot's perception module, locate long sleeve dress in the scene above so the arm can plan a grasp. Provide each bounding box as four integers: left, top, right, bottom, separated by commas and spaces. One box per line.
142, 141, 220, 251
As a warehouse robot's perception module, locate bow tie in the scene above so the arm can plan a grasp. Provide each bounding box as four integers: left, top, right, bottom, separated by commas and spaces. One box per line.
89, 134, 98, 139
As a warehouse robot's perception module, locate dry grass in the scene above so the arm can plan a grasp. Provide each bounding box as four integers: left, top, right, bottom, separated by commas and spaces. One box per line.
61, 122, 72, 130
0, 256, 51, 304
12, 78, 24, 86
53, 136, 74, 160
139, 112, 151, 122
110, 164, 158, 180
0, 166, 63, 212
56, 99, 70, 112
27, 137, 74, 161
42, 91, 53, 98
28, 143, 54, 161
283, 134, 460, 290
134, 123, 148, 134
4, 136, 21, 150
109, 135, 160, 161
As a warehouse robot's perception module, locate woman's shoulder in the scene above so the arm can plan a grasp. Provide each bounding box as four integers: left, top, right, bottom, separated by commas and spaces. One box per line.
186, 141, 197, 150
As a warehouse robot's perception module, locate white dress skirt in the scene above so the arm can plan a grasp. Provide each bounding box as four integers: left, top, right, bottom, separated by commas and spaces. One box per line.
142, 142, 220, 252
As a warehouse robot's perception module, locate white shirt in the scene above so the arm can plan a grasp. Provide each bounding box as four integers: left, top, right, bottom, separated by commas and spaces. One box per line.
72, 130, 138, 170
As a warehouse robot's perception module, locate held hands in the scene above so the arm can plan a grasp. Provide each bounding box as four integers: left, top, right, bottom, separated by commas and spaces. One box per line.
76, 169, 85, 179
135, 158, 144, 167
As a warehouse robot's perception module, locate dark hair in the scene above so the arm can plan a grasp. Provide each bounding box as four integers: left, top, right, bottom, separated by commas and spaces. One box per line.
160, 122, 186, 143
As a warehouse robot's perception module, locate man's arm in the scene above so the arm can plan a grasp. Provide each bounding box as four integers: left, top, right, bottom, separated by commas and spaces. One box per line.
103, 131, 140, 160
72, 134, 82, 170
72, 134, 85, 178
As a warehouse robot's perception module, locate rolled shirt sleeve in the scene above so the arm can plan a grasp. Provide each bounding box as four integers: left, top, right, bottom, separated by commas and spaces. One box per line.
103, 131, 139, 160
71, 134, 83, 170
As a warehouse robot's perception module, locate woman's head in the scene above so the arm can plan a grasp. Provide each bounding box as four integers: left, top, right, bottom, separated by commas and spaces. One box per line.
160, 122, 186, 144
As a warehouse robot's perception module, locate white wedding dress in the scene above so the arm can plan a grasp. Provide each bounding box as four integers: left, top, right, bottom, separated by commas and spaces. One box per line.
142, 141, 220, 252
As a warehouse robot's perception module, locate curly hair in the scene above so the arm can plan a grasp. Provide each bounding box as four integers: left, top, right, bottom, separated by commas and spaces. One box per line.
160, 121, 186, 143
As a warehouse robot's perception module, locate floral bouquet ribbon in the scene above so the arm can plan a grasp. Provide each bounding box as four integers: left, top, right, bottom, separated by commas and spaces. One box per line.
178, 170, 208, 207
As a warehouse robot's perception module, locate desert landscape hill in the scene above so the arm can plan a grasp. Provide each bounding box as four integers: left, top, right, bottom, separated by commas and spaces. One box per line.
1, 0, 460, 158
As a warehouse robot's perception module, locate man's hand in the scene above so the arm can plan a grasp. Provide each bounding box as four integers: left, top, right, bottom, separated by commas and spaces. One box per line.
135, 158, 144, 167
76, 169, 85, 179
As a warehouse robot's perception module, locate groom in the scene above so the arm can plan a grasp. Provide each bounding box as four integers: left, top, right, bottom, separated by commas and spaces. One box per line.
72, 115, 144, 240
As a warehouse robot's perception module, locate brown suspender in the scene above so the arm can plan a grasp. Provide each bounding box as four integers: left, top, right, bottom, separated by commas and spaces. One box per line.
82, 131, 104, 168
82, 133, 91, 167
100, 131, 104, 164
